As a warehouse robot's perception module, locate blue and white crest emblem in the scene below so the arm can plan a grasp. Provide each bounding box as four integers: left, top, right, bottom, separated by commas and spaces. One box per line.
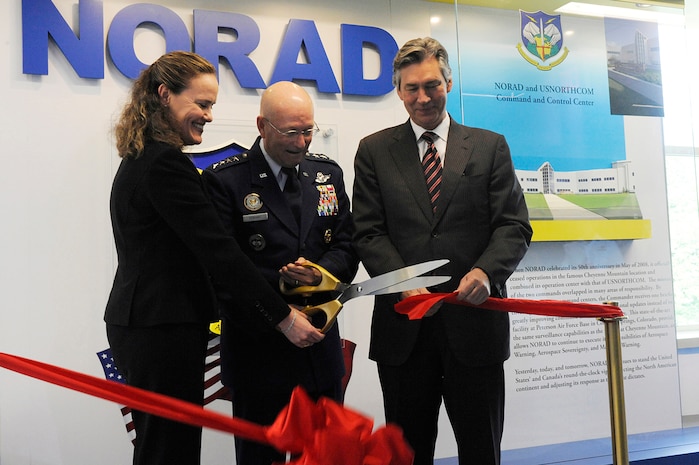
517, 10, 568, 70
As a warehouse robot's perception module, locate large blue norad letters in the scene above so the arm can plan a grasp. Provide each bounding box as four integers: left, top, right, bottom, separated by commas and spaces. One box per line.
21, 0, 399, 96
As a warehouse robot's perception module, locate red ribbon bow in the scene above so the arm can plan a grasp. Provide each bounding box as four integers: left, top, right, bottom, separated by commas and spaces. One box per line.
266, 387, 413, 465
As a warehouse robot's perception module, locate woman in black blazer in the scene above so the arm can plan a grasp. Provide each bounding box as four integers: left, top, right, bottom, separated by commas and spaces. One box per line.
104, 51, 324, 465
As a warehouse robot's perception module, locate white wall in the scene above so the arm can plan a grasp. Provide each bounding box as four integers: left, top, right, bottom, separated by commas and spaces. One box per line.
0, 1, 437, 463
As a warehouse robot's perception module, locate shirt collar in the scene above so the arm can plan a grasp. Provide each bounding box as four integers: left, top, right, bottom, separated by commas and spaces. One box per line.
409, 115, 451, 143
260, 139, 300, 190
260, 139, 284, 179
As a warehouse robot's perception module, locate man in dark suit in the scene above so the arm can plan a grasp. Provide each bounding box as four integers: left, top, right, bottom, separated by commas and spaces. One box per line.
352, 37, 532, 465
202, 81, 358, 465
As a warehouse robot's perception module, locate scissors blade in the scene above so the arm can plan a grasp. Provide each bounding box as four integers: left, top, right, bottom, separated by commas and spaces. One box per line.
341, 259, 449, 301
372, 275, 451, 295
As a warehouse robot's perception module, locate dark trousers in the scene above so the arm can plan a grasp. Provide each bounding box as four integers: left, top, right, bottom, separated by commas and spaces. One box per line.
377, 315, 505, 465
231, 380, 343, 465
107, 322, 209, 465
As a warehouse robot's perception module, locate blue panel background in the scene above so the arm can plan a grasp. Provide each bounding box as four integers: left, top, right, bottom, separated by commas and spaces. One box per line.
444, 8, 627, 172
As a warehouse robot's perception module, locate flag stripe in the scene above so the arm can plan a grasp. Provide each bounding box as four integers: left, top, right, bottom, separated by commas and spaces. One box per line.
98, 332, 230, 441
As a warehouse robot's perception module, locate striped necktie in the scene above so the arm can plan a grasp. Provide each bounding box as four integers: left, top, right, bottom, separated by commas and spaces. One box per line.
421, 131, 442, 213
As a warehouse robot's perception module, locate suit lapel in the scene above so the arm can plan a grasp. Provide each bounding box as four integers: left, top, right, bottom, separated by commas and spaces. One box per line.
388, 122, 434, 221
249, 146, 299, 235
435, 121, 473, 223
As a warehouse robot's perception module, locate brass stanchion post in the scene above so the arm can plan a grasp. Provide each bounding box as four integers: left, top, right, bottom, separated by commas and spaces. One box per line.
600, 301, 628, 465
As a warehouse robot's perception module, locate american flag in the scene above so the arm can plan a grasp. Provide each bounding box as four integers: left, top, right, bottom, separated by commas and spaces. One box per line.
97, 331, 231, 443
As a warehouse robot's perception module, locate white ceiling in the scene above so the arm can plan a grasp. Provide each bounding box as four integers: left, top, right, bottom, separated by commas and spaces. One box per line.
431, 0, 683, 13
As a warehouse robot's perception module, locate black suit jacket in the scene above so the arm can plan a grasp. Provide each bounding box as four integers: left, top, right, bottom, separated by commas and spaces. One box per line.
352, 118, 532, 367
202, 138, 358, 392
105, 141, 290, 329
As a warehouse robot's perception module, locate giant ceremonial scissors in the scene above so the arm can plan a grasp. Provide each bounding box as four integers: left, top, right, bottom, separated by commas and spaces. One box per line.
280, 259, 451, 333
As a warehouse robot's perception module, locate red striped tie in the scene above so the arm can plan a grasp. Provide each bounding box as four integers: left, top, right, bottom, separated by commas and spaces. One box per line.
421, 132, 442, 213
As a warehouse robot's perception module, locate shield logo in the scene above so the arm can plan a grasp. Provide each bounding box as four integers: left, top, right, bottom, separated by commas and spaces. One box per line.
517, 10, 568, 70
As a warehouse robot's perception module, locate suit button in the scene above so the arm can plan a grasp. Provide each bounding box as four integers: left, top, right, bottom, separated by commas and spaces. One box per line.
254, 301, 271, 318
431, 232, 439, 238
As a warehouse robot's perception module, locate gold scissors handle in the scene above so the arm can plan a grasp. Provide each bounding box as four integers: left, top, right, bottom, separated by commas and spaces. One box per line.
279, 261, 348, 333
279, 261, 346, 295
300, 299, 344, 334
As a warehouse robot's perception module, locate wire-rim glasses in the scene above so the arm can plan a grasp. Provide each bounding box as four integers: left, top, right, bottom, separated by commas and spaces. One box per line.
264, 118, 319, 139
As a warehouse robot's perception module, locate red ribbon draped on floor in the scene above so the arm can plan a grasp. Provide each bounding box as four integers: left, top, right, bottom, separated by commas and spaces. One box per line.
0, 352, 413, 465
395, 293, 624, 320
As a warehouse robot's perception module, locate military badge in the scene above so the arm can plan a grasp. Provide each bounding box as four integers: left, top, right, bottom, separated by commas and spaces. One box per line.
324, 229, 332, 244
316, 185, 338, 216
243, 193, 263, 211
517, 10, 568, 71
315, 172, 331, 183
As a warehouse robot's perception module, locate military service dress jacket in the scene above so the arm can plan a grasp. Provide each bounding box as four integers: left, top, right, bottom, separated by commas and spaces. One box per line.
202, 137, 358, 392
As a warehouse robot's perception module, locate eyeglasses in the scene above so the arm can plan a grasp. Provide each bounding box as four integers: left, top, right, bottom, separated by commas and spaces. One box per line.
264, 118, 319, 139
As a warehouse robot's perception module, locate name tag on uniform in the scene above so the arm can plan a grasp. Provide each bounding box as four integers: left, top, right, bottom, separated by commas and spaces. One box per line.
243, 213, 269, 223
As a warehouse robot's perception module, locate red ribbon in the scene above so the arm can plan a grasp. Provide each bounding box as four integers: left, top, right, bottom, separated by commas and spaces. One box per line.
266, 387, 413, 465
0, 352, 413, 465
395, 293, 624, 320
0, 352, 268, 442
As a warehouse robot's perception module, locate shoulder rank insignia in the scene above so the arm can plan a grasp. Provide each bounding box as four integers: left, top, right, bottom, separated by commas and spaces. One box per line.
210, 152, 249, 171
305, 152, 331, 160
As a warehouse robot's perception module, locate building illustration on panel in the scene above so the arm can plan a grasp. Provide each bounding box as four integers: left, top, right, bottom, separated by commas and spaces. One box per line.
515, 160, 645, 225
517, 160, 634, 195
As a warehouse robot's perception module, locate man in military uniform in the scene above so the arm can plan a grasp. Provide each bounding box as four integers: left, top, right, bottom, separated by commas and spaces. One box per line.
202, 81, 358, 465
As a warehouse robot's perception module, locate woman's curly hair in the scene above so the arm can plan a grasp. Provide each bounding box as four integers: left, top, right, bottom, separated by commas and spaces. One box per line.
114, 51, 216, 159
